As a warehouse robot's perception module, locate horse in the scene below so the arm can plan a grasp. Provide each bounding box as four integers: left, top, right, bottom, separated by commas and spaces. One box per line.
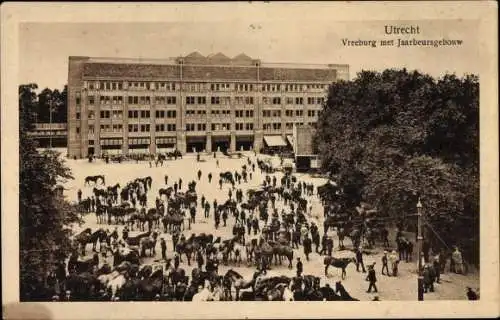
335, 281, 359, 301
140, 232, 159, 257
98, 271, 127, 300
85, 175, 105, 186
75, 228, 93, 255
125, 231, 151, 247
324, 256, 356, 280
223, 269, 254, 301
75, 253, 100, 274
192, 286, 213, 302
90, 228, 108, 252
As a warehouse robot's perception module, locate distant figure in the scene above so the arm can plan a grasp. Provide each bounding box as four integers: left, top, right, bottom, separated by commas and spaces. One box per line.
208, 172, 212, 183
160, 238, 167, 260
381, 251, 390, 276
216, 160, 219, 168
164, 175, 168, 185
366, 263, 378, 293
356, 247, 366, 273
77, 189, 82, 203
296, 258, 303, 277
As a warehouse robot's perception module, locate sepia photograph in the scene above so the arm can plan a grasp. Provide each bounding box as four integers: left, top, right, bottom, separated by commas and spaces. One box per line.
2, 2, 498, 319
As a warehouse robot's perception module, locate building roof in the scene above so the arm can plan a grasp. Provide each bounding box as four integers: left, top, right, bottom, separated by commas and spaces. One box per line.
82, 59, 338, 82
233, 53, 252, 61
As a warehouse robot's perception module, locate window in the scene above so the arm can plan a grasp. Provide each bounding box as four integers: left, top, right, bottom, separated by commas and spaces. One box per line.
272, 97, 281, 105
245, 123, 254, 130
128, 124, 139, 132
76, 112, 80, 120
235, 123, 244, 130
88, 111, 95, 119
308, 110, 316, 117
100, 111, 110, 118
140, 110, 150, 118
186, 110, 195, 116
185, 124, 195, 131
272, 110, 281, 117
245, 110, 254, 117
295, 97, 303, 105
295, 110, 304, 117
167, 96, 176, 104
167, 124, 176, 131
197, 123, 206, 131
140, 124, 150, 132
112, 124, 123, 132
197, 96, 206, 104
196, 110, 206, 115
88, 82, 95, 90
186, 96, 196, 105
76, 127, 80, 134
167, 110, 176, 118
155, 124, 165, 132
262, 97, 270, 104
211, 96, 220, 104
156, 110, 165, 118
88, 96, 95, 105
317, 97, 324, 105
273, 123, 281, 130
88, 125, 94, 134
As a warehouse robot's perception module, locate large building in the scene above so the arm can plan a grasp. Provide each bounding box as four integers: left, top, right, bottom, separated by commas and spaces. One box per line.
67, 52, 349, 158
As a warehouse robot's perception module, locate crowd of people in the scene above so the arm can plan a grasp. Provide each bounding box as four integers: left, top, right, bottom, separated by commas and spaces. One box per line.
42, 152, 476, 301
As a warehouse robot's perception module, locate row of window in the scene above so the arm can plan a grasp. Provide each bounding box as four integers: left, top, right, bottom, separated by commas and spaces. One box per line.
85, 95, 323, 106
87, 80, 328, 93
155, 124, 177, 132
235, 123, 254, 130
235, 110, 254, 118
128, 124, 151, 132
263, 123, 282, 130
185, 123, 207, 132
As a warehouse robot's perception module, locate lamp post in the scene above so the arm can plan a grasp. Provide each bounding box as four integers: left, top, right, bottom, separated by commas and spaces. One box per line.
416, 198, 424, 301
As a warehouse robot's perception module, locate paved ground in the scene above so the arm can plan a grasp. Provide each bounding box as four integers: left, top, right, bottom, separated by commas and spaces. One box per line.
56, 149, 478, 301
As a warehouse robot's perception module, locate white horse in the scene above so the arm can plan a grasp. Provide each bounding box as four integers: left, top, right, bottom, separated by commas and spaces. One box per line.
98, 271, 127, 299
192, 287, 213, 302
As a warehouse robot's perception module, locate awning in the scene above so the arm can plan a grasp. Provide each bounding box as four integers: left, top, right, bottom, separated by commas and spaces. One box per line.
157, 147, 176, 153
263, 135, 287, 147
128, 148, 149, 154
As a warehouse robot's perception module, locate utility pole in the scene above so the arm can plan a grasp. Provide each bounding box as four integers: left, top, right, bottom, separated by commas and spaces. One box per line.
416, 198, 424, 301
49, 97, 53, 149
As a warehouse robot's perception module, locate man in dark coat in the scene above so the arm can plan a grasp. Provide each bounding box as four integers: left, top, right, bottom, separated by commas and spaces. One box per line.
196, 249, 204, 269
381, 251, 390, 276
160, 238, 167, 260
303, 235, 312, 261
77, 189, 82, 203
174, 182, 178, 194
296, 258, 303, 277
172, 230, 180, 251
466, 287, 478, 300
366, 263, 378, 293
204, 201, 210, 218
356, 247, 367, 273
178, 178, 183, 191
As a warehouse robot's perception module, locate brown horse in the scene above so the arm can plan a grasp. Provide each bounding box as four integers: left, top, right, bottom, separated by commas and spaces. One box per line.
324, 256, 356, 279
222, 269, 254, 301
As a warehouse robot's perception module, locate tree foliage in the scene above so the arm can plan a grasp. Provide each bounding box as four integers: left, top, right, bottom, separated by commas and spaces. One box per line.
316, 69, 479, 264
19, 84, 82, 301
33, 86, 67, 123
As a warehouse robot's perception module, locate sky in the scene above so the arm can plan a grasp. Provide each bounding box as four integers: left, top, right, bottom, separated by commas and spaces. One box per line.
19, 19, 480, 91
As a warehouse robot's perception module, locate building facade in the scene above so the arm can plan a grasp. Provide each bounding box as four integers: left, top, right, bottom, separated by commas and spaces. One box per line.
67, 52, 349, 158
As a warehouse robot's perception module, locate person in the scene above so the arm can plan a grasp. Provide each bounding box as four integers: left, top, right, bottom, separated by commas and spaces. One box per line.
196, 249, 204, 269
222, 209, 228, 227
466, 287, 479, 300
246, 217, 252, 236
208, 172, 212, 183
91, 196, 96, 212
228, 188, 232, 200
122, 226, 129, 241
303, 235, 312, 261
174, 253, 180, 270
160, 237, 167, 260
381, 226, 390, 248
190, 206, 196, 224
389, 250, 399, 276
252, 216, 260, 235
423, 264, 434, 293
172, 230, 180, 250
216, 159, 219, 168
451, 246, 464, 274
356, 247, 366, 273
77, 189, 82, 203
201, 195, 205, 209
296, 258, 303, 277
366, 263, 378, 293
197, 170, 202, 180
433, 254, 441, 283
219, 179, 223, 190
381, 251, 390, 276
204, 202, 210, 218
178, 178, 183, 191
164, 175, 168, 185
319, 233, 328, 255
174, 182, 178, 194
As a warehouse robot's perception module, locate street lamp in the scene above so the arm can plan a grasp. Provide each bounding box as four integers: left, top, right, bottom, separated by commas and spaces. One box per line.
416, 198, 424, 301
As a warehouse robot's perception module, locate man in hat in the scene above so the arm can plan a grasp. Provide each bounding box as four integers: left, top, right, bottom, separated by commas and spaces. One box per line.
303, 234, 312, 261
296, 257, 303, 278
174, 252, 180, 270
356, 246, 367, 273
366, 263, 378, 293
160, 237, 167, 260
466, 287, 479, 300
381, 251, 390, 276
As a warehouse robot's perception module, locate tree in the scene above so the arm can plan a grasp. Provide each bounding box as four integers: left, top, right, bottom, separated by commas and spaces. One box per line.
19, 84, 82, 301
316, 69, 479, 265
36, 86, 67, 123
